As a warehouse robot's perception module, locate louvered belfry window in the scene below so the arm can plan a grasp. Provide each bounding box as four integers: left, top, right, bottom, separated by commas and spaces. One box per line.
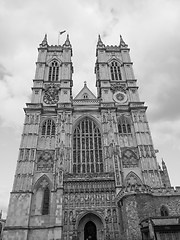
110, 61, 122, 80
48, 60, 59, 81
73, 117, 103, 174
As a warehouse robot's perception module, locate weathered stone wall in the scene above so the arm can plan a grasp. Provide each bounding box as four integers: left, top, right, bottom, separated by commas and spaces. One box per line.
154, 195, 180, 216
5, 193, 31, 227
119, 192, 180, 240
28, 229, 55, 240
3, 230, 28, 240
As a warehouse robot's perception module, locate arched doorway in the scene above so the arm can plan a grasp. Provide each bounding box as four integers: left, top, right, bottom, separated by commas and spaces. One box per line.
77, 213, 104, 240
84, 221, 97, 240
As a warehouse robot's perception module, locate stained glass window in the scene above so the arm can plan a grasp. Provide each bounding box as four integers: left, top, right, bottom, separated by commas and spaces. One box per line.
42, 119, 55, 137
73, 117, 103, 173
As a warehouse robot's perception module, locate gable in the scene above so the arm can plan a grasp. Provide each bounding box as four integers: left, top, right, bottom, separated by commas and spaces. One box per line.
74, 82, 96, 100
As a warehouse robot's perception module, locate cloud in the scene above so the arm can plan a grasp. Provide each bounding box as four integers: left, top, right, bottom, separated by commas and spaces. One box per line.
0, 64, 11, 80
0, 0, 180, 214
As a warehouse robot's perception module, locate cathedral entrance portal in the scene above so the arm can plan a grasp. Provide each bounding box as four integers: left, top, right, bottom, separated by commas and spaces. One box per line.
84, 221, 97, 240
77, 213, 104, 240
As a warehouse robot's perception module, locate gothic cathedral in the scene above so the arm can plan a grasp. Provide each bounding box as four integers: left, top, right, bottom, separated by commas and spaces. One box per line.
3, 35, 180, 240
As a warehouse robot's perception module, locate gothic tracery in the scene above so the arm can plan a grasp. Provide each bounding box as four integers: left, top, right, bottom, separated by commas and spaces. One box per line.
73, 117, 103, 174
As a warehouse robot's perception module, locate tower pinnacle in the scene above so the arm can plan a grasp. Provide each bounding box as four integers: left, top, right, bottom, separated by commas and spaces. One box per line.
119, 35, 128, 48
40, 34, 48, 47
97, 34, 105, 48
63, 34, 72, 48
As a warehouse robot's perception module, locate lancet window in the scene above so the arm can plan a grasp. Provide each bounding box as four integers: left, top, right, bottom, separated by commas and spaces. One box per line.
73, 117, 103, 174
32, 178, 51, 216
83, 93, 89, 99
118, 115, 131, 134
42, 186, 50, 215
48, 60, 59, 81
110, 61, 122, 81
42, 119, 55, 137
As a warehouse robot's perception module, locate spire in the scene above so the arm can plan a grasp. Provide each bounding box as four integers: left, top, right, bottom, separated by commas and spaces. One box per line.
119, 35, 128, 48
63, 34, 72, 48
97, 34, 105, 48
40, 34, 48, 47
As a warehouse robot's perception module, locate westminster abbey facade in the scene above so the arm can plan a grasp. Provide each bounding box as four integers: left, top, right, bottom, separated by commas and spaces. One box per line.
3, 35, 180, 240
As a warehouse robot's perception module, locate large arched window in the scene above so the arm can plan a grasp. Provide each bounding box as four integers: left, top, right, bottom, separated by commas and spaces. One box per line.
48, 60, 59, 81
118, 115, 131, 134
42, 119, 55, 137
42, 186, 50, 215
73, 117, 103, 174
110, 61, 122, 81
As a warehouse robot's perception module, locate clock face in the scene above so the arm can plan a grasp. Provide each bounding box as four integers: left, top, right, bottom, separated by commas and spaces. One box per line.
43, 86, 59, 104
113, 91, 127, 103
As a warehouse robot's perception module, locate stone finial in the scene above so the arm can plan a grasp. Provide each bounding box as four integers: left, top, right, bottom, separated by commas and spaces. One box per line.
84, 81, 87, 86
63, 34, 72, 47
97, 34, 105, 48
119, 35, 128, 48
158, 164, 162, 171
40, 34, 48, 47
162, 158, 166, 168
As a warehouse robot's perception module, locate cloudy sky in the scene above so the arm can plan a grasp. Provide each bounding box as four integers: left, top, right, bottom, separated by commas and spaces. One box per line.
0, 0, 180, 218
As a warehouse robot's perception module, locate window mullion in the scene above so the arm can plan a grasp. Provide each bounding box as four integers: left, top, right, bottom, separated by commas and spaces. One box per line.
92, 124, 96, 172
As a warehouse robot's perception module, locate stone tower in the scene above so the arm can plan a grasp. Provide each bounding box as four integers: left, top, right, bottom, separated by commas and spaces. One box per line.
4, 35, 180, 240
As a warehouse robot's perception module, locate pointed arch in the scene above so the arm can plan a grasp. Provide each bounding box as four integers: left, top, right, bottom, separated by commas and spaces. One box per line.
47, 57, 62, 66
73, 114, 102, 133
72, 116, 103, 174
125, 171, 142, 186
108, 58, 122, 81
117, 115, 131, 134
33, 174, 52, 191
41, 118, 56, 137
107, 57, 123, 66
47, 58, 61, 81
32, 175, 52, 216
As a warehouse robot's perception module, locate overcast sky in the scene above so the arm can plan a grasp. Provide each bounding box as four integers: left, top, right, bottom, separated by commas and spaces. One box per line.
0, 0, 180, 218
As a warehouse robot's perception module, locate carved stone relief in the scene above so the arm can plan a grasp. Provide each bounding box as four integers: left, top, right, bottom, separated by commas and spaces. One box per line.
110, 83, 126, 94
19, 148, 36, 162
36, 150, 54, 171
139, 145, 155, 158
121, 148, 138, 168
132, 111, 146, 123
